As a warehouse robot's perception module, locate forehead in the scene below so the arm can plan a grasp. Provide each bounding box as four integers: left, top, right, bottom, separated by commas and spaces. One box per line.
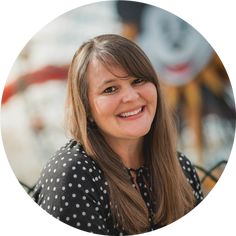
87, 59, 128, 85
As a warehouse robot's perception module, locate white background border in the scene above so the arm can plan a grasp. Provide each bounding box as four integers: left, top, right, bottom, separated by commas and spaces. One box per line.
0, 1, 235, 235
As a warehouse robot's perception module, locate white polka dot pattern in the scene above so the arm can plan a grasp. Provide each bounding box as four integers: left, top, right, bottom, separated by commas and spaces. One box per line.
178, 152, 204, 202
32, 140, 204, 235
33, 140, 112, 235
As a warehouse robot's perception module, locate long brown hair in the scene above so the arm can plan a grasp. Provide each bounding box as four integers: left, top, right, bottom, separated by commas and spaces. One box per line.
66, 34, 195, 234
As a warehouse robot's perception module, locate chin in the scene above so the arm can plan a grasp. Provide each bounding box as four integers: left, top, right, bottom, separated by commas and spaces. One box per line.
125, 127, 151, 139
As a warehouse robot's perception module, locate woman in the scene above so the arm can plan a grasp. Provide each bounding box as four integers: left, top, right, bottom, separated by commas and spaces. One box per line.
33, 34, 203, 235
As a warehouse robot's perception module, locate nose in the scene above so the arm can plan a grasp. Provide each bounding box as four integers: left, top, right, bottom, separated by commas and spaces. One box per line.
121, 86, 140, 103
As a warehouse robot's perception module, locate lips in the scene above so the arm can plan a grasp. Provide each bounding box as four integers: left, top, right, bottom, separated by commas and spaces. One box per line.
118, 106, 144, 118
166, 62, 190, 73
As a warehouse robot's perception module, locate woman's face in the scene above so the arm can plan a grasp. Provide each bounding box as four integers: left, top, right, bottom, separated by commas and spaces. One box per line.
87, 59, 157, 143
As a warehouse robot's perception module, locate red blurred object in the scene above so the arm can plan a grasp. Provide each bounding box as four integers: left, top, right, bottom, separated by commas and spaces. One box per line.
1, 65, 69, 105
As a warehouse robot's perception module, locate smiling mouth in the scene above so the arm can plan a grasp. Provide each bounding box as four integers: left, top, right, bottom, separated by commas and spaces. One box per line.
166, 62, 190, 73
118, 106, 145, 118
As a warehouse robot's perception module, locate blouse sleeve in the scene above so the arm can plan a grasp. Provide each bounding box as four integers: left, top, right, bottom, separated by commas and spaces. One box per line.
32, 153, 110, 235
178, 153, 204, 205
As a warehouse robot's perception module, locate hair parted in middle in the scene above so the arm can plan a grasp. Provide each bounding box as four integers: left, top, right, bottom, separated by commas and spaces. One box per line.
66, 34, 195, 234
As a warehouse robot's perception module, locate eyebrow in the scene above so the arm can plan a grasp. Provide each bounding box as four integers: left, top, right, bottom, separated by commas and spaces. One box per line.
98, 77, 129, 89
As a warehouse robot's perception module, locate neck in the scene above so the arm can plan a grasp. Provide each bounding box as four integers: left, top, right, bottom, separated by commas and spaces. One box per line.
104, 136, 144, 169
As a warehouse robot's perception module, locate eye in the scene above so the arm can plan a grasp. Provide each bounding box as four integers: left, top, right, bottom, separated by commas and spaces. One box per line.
132, 78, 146, 85
103, 86, 117, 94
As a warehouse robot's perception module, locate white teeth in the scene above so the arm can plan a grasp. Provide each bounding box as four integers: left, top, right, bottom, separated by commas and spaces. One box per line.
119, 107, 142, 117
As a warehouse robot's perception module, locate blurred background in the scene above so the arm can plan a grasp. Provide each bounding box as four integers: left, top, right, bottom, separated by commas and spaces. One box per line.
1, 1, 235, 196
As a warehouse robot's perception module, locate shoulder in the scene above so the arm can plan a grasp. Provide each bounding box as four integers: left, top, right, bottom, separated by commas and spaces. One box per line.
177, 152, 195, 174
33, 139, 105, 202
177, 152, 204, 203
42, 139, 102, 179
32, 140, 111, 234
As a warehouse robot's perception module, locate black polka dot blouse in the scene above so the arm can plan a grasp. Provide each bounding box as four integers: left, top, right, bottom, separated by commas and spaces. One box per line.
32, 139, 203, 235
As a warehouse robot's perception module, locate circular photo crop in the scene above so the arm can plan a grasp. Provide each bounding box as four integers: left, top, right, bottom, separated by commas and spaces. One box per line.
1, 1, 235, 235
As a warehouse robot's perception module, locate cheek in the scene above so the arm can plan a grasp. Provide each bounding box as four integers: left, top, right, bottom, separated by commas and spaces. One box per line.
90, 96, 118, 118
143, 84, 158, 108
